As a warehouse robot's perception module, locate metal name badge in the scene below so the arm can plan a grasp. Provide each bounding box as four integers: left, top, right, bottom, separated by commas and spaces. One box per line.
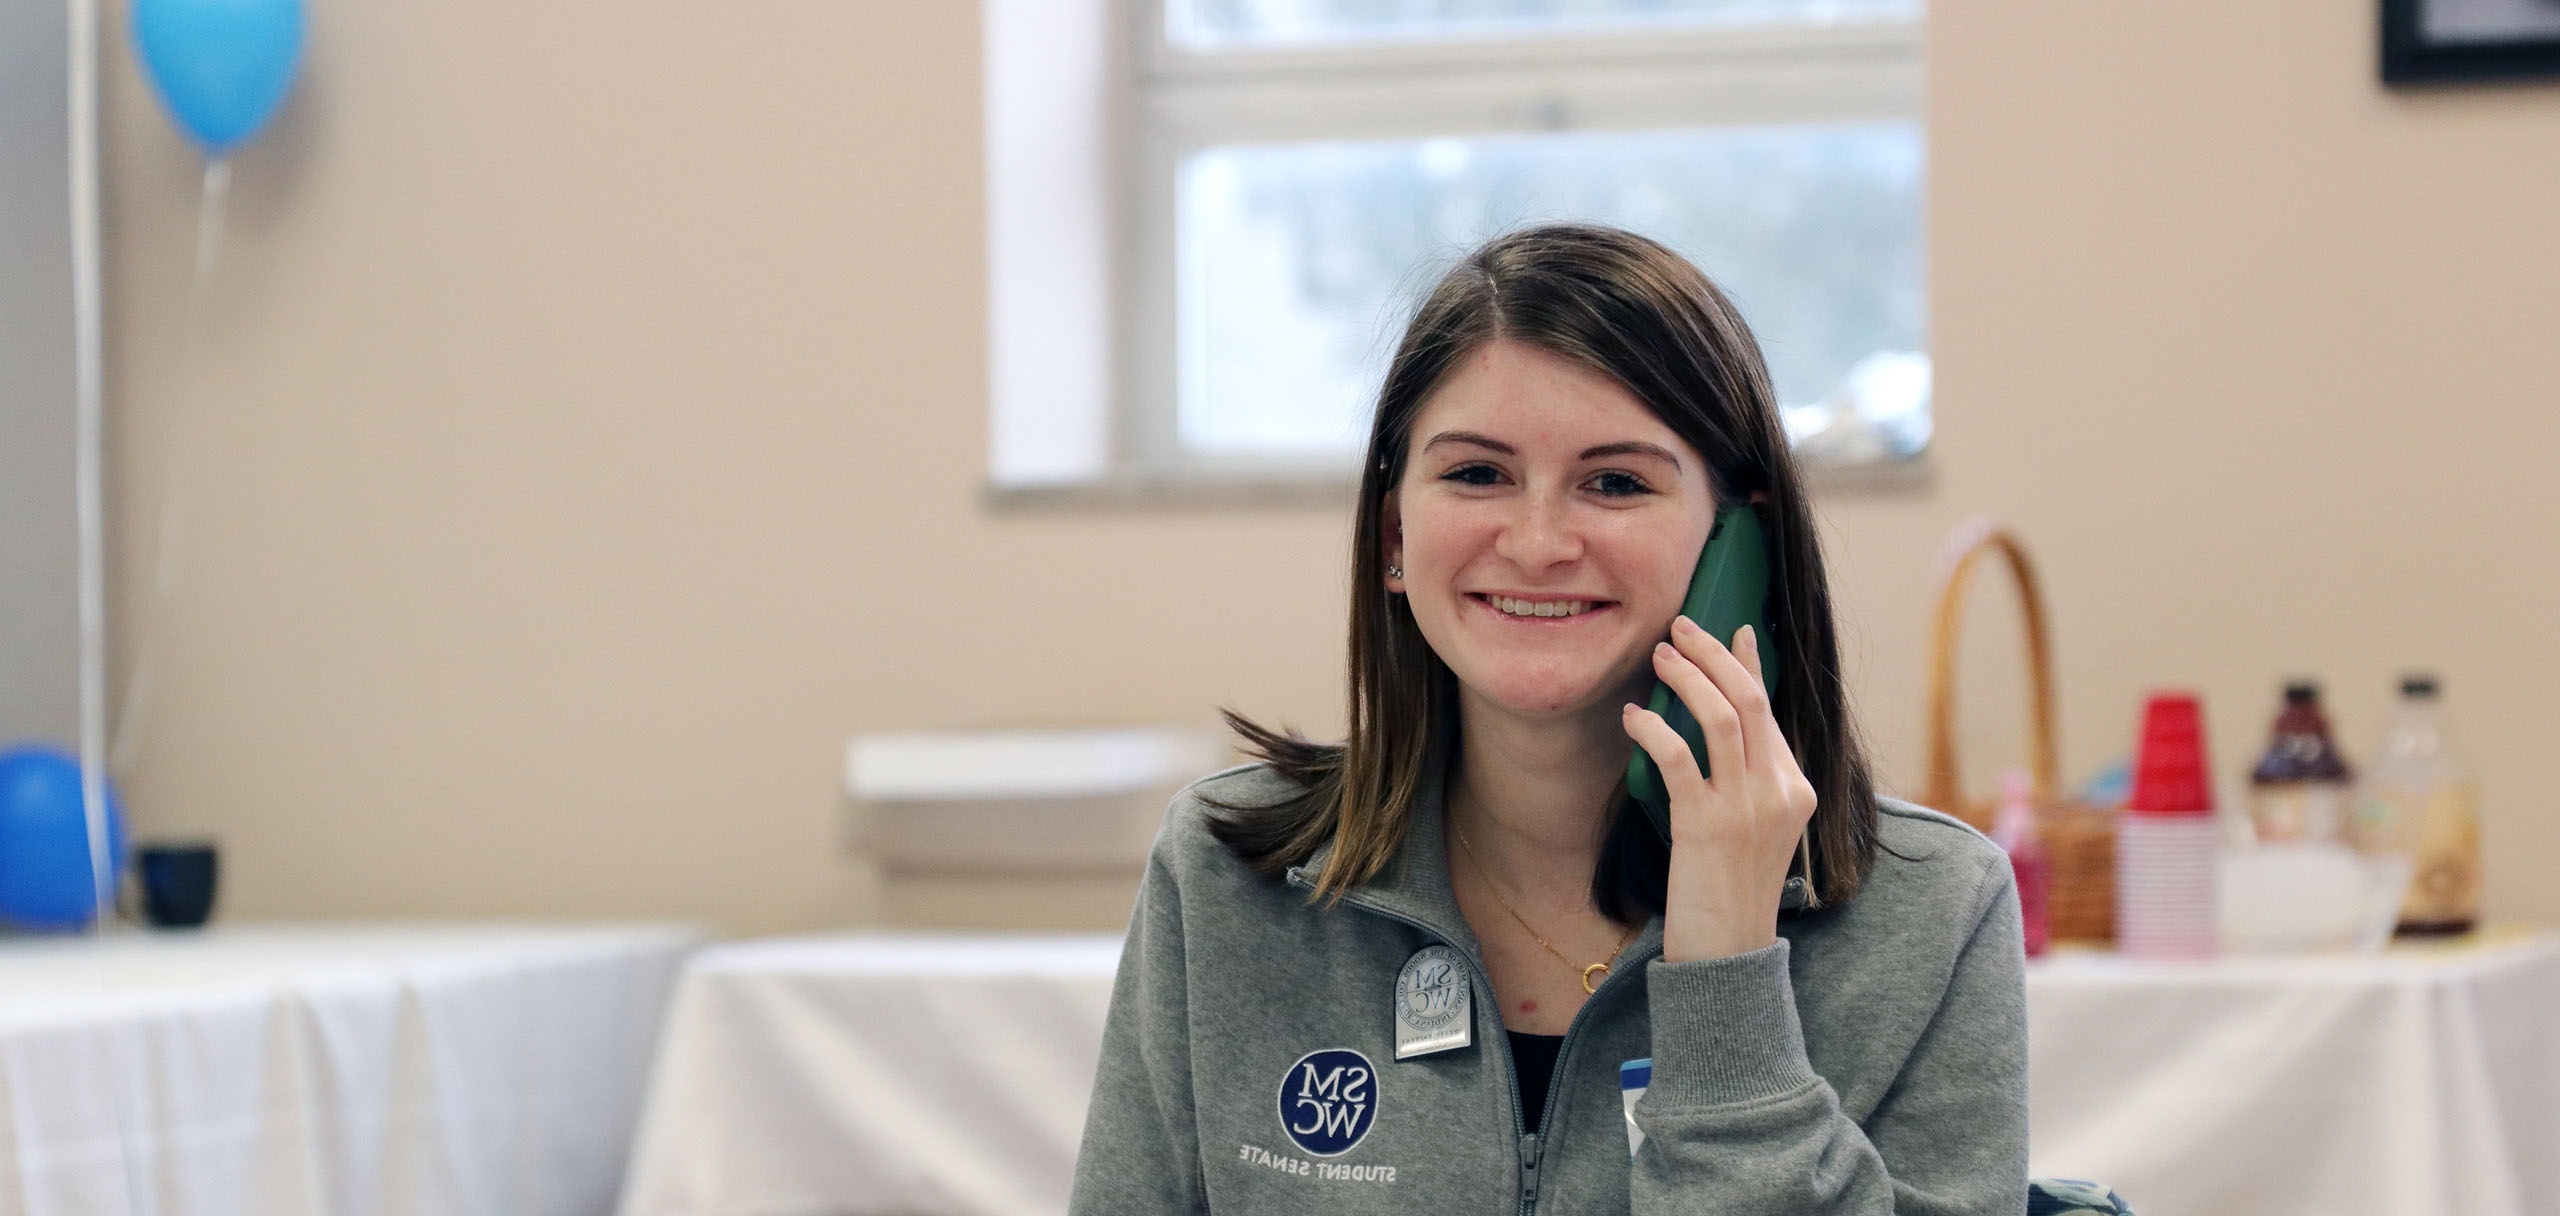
1393, 945, 1472, 1060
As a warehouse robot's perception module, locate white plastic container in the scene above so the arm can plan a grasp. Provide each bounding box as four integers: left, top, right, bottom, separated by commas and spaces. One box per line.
2219, 842, 2412, 955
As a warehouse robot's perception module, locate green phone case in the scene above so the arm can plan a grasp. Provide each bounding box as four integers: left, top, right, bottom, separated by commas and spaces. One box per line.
1625, 504, 1781, 836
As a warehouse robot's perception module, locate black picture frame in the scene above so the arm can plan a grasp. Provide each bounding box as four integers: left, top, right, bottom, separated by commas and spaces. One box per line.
2383, 0, 2560, 83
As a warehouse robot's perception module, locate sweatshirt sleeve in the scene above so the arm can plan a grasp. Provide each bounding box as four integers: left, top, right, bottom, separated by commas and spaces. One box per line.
1628, 853, 2030, 1215
1068, 848, 1210, 1215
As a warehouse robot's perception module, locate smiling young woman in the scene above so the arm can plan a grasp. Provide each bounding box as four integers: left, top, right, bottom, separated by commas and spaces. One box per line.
1070, 225, 2028, 1216
1210, 224, 1879, 925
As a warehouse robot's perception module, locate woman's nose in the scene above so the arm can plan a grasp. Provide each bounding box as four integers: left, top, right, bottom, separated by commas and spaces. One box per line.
1492, 494, 1583, 571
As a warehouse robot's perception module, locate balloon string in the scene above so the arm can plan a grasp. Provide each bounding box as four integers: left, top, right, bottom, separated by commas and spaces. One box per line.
192, 158, 228, 291
108, 159, 223, 781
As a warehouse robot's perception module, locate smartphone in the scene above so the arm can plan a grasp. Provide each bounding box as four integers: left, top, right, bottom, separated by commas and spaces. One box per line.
1624, 504, 1819, 908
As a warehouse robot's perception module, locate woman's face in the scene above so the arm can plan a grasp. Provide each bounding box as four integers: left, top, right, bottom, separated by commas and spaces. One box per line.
1385, 339, 1718, 722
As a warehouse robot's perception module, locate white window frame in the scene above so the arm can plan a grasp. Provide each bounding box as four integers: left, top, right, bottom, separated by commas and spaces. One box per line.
984, 1, 1927, 502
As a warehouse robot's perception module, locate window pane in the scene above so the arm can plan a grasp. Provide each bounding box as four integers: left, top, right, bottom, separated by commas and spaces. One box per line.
1174, 123, 1928, 460
1171, 0, 1918, 47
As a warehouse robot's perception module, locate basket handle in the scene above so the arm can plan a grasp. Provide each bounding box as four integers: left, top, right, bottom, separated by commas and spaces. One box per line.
1919, 518, 2063, 817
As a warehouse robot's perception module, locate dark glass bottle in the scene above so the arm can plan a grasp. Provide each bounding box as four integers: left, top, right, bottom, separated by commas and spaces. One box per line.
2244, 681, 2354, 844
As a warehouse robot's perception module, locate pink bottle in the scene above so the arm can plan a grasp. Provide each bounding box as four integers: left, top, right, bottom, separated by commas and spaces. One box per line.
1990, 770, 2051, 957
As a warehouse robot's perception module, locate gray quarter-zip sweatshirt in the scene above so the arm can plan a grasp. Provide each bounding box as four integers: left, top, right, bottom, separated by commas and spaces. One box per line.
1069, 760, 2029, 1214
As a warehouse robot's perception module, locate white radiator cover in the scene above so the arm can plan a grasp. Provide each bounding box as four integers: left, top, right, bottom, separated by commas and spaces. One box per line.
844, 727, 1229, 875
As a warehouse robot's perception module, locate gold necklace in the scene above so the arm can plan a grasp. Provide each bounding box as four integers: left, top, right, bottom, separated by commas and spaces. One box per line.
1451, 824, 1639, 995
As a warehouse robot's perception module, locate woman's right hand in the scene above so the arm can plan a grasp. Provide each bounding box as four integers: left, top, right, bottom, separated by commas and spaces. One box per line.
1621, 616, 1818, 963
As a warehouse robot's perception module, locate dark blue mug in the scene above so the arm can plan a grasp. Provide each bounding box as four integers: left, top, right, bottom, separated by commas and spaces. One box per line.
137, 842, 218, 928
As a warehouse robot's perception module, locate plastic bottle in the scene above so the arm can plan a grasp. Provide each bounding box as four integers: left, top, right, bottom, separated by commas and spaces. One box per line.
2245, 681, 2354, 845
2117, 692, 2220, 959
1989, 769, 2051, 957
2349, 675, 2481, 936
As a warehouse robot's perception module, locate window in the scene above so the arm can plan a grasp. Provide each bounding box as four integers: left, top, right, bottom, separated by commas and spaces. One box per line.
985, 0, 1929, 495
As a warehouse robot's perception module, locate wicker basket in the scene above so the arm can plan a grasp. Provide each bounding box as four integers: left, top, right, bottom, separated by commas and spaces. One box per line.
1917, 518, 2116, 944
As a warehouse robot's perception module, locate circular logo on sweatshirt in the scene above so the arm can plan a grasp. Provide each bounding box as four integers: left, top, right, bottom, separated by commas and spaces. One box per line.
1277, 1048, 1377, 1157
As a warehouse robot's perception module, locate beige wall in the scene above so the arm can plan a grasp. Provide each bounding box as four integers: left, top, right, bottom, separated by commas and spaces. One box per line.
100, 0, 2560, 938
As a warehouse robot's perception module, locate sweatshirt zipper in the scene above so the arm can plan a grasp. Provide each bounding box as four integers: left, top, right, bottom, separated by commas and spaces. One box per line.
1290, 869, 1663, 1216
1517, 1133, 1542, 1211
1517, 939, 1661, 1215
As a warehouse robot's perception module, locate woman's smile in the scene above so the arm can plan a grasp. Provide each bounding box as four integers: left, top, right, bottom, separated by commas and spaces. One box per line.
1469, 593, 1617, 622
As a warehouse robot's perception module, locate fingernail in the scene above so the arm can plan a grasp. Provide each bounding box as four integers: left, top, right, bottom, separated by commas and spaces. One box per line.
1674, 615, 1698, 635
1738, 625, 1756, 653
1654, 641, 1674, 659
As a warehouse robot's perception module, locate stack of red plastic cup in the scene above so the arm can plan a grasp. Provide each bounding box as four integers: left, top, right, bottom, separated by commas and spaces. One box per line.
2116, 693, 2221, 958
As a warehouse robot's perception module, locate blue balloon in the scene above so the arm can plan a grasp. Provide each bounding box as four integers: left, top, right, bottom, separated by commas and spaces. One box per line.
0, 744, 128, 931
131, 0, 306, 155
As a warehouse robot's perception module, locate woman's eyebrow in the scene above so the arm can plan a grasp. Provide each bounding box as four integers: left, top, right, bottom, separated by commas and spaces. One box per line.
1421, 430, 1514, 456
1578, 441, 1682, 470
1419, 432, 1682, 471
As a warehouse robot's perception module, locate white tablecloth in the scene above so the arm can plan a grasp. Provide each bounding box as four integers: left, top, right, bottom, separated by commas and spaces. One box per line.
619, 929, 2560, 1216
619, 936, 1118, 1216
2026, 929, 2560, 1216
0, 921, 703, 1216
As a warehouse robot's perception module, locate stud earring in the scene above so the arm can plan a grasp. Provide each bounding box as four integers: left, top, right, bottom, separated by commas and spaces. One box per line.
1386, 565, 1403, 580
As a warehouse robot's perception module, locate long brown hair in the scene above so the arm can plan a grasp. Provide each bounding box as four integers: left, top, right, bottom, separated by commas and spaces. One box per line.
1206, 223, 1882, 921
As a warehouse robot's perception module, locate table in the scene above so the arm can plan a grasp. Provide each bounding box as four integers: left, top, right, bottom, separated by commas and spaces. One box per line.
0, 921, 703, 1216
2025, 928, 2560, 1216
619, 930, 2560, 1216
619, 935, 1117, 1216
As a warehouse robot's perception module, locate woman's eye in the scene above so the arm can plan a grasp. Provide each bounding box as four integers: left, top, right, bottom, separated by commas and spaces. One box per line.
1589, 471, 1653, 497
1441, 463, 1504, 487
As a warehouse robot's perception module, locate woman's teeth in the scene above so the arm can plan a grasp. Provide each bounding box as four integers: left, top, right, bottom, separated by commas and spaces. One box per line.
1489, 596, 1594, 619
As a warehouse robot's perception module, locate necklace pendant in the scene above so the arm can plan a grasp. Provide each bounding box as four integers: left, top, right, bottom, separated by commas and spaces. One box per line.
1581, 962, 1610, 995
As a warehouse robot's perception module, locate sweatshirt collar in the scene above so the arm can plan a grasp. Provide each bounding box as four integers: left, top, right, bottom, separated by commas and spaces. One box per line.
1286, 725, 1666, 971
